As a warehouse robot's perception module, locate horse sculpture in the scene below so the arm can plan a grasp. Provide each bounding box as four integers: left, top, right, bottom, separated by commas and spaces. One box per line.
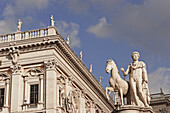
105, 59, 129, 105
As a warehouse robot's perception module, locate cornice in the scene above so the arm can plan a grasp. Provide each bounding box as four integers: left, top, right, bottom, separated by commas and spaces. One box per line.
55, 35, 115, 110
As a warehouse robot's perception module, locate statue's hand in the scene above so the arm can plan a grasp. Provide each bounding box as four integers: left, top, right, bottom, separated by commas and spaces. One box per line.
120, 68, 124, 72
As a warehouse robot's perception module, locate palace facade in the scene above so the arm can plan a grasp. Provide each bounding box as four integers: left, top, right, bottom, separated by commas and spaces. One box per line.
150, 91, 170, 113
0, 23, 114, 112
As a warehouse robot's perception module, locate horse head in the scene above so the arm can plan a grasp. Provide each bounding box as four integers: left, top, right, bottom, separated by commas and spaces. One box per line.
106, 59, 116, 73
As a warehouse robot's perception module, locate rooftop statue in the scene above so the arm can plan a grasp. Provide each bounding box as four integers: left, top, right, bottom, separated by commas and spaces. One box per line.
121, 51, 150, 107
50, 15, 55, 26
99, 76, 103, 84
17, 19, 22, 32
80, 51, 82, 60
66, 36, 70, 45
89, 64, 92, 73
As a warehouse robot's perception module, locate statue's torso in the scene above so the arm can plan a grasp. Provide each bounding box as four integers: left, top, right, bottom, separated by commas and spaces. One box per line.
129, 61, 145, 82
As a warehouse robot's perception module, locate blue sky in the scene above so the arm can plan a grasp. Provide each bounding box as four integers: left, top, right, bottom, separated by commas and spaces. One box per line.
0, 0, 170, 94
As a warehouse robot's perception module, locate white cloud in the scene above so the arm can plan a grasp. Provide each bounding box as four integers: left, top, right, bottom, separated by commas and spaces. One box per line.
87, 0, 170, 56
87, 17, 113, 38
55, 21, 81, 48
148, 67, 170, 94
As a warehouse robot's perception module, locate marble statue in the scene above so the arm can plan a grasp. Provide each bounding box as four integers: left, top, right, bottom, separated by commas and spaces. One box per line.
99, 76, 103, 84
89, 64, 92, 73
121, 51, 150, 107
17, 19, 22, 32
105, 59, 129, 105
66, 36, 70, 45
80, 51, 82, 60
50, 15, 55, 26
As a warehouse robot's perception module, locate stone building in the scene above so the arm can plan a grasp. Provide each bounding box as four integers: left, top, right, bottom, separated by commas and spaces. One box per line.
0, 23, 114, 112
150, 90, 170, 113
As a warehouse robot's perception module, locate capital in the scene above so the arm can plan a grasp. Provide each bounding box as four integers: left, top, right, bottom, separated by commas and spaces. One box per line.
44, 59, 57, 70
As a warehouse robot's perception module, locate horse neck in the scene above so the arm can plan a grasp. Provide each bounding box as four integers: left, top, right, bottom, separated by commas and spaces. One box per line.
111, 64, 120, 80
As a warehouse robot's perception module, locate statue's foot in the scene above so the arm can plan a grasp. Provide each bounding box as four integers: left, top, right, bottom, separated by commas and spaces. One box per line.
107, 95, 110, 100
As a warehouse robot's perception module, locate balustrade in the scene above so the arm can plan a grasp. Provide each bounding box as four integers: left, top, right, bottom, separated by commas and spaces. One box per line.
0, 27, 56, 43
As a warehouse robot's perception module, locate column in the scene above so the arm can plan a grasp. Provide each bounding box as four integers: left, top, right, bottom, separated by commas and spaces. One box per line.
39, 74, 44, 104
24, 79, 28, 104
3, 78, 10, 112
44, 60, 57, 113
40, 29, 44, 37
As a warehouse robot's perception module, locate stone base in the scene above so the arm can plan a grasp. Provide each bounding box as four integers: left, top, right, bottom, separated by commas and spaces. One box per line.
112, 105, 154, 113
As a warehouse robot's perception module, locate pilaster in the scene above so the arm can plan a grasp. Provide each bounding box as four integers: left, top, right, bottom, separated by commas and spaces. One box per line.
80, 90, 86, 113
10, 72, 23, 112
44, 59, 57, 113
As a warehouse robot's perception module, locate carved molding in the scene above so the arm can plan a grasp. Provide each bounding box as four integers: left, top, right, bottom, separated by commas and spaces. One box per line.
0, 73, 10, 81
10, 64, 23, 74
23, 68, 44, 77
44, 59, 57, 70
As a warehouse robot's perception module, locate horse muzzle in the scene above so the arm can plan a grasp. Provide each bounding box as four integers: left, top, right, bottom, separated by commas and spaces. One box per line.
106, 69, 110, 73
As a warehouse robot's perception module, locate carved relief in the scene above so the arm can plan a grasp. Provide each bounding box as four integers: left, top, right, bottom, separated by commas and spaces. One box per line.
10, 64, 23, 74
57, 74, 67, 111
8, 47, 24, 74
44, 59, 57, 70
85, 101, 91, 113
9, 47, 19, 65
23, 68, 44, 77
66, 89, 80, 113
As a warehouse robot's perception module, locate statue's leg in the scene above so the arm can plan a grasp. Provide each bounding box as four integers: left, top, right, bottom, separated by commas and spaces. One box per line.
129, 78, 139, 106
137, 81, 149, 107
119, 88, 124, 105
106, 87, 114, 100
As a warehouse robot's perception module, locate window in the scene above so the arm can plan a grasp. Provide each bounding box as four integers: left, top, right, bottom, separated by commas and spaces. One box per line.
0, 88, 4, 108
30, 84, 39, 104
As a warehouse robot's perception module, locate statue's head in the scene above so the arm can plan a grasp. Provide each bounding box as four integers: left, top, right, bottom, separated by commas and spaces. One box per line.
106, 59, 115, 73
131, 51, 140, 61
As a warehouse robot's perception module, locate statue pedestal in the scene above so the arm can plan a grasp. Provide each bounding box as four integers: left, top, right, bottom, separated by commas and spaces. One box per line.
112, 105, 154, 113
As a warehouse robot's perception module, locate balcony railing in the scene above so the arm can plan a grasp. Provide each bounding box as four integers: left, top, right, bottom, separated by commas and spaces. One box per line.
0, 26, 57, 43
